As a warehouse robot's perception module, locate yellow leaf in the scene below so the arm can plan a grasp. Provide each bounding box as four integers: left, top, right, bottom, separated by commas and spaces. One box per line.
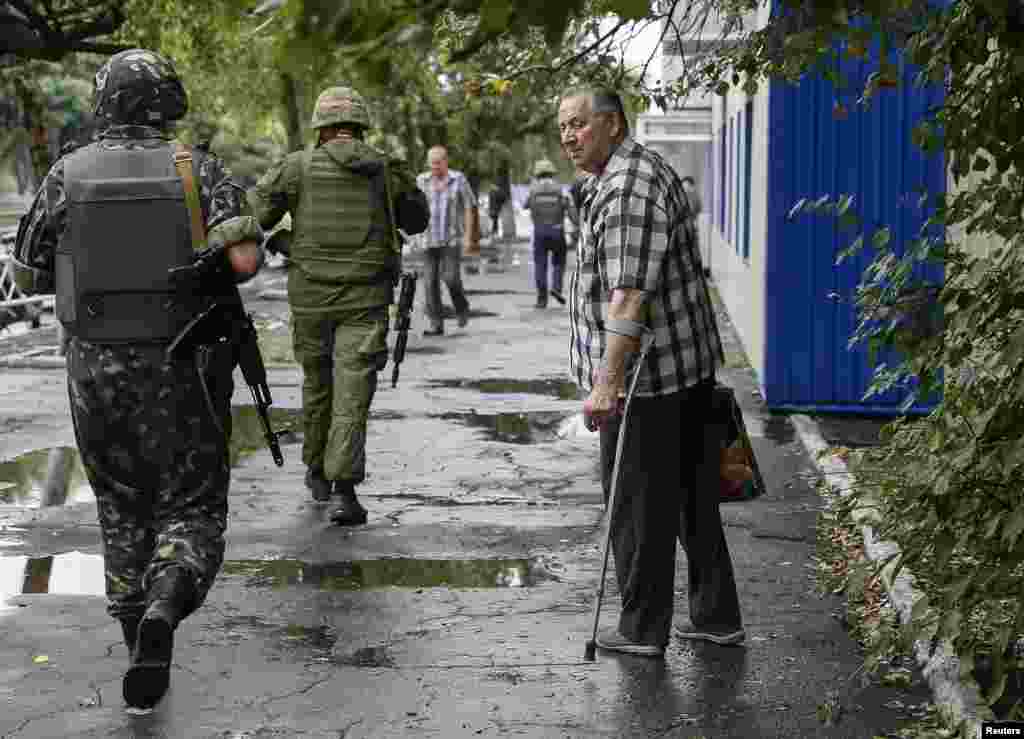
33, 655, 49, 664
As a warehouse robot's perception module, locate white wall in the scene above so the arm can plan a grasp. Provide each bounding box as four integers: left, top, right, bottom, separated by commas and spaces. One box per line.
706, 3, 771, 388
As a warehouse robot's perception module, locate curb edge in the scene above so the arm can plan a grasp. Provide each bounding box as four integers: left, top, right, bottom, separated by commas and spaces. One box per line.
789, 413, 992, 738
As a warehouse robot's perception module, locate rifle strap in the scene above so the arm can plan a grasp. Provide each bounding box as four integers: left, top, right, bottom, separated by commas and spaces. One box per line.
381, 160, 402, 256
173, 141, 208, 251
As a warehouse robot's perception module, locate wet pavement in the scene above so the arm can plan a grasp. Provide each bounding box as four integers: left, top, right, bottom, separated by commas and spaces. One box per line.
0, 238, 937, 738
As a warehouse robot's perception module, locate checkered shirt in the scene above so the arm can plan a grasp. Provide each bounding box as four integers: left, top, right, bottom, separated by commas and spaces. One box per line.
414, 169, 477, 248
568, 136, 724, 397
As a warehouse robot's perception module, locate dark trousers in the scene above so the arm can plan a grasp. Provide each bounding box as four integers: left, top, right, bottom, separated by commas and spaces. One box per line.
532, 225, 566, 297
599, 378, 742, 647
422, 245, 470, 329
67, 339, 233, 623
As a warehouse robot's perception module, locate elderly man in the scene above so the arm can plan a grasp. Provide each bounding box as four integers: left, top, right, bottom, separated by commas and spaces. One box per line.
559, 87, 743, 657
416, 145, 477, 336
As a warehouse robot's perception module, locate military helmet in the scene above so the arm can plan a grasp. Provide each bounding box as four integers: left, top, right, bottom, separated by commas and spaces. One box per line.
533, 159, 557, 177
93, 49, 188, 126
311, 86, 371, 130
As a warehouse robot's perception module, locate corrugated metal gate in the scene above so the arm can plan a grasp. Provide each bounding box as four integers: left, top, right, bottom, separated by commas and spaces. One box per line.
764, 46, 945, 414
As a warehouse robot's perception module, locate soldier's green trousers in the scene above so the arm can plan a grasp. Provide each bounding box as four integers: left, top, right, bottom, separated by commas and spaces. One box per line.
291, 307, 389, 484
66, 339, 234, 622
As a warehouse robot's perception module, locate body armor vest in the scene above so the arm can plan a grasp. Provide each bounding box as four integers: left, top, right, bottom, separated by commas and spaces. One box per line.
528, 179, 567, 227
291, 143, 398, 285
57, 143, 199, 343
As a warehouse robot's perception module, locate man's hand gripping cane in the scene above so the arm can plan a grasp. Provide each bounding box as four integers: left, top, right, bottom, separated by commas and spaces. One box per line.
583, 288, 649, 431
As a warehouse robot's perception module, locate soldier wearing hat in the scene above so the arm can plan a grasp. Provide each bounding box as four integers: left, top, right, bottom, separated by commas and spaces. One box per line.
247, 86, 428, 525
523, 158, 577, 308
11, 48, 265, 711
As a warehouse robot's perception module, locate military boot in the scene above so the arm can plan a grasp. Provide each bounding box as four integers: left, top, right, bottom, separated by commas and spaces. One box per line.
119, 616, 140, 653
123, 566, 195, 712
305, 467, 333, 502
329, 481, 368, 526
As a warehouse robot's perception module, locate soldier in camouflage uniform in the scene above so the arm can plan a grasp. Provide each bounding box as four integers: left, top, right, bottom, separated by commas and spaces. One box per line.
247, 86, 427, 525
11, 49, 264, 711
523, 158, 577, 309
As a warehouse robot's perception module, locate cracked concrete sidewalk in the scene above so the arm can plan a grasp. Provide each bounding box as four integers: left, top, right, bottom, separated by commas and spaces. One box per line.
1, 243, 938, 738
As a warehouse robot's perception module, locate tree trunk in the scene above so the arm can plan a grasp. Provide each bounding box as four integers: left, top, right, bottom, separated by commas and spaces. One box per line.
14, 140, 33, 194
280, 71, 304, 153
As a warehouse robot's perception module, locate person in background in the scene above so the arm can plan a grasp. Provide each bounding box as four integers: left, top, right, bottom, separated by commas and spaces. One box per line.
416, 145, 476, 336
523, 158, 577, 308
558, 85, 742, 658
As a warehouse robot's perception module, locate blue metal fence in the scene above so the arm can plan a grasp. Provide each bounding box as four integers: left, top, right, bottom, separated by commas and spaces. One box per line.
763, 45, 945, 415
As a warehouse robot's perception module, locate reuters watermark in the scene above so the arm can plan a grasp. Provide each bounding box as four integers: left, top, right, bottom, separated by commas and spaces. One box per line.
984, 722, 1024, 736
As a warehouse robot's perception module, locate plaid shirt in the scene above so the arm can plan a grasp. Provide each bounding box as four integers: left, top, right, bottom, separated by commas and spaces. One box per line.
568, 136, 724, 397
414, 169, 477, 248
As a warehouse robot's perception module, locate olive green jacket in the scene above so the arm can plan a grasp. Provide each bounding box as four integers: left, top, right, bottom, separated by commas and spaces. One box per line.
248, 138, 421, 314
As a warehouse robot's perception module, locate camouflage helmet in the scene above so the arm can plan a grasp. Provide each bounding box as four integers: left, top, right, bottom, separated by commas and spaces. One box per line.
533, 159, 557, 177
310, 86, 371, 130
93, 49, 187, 126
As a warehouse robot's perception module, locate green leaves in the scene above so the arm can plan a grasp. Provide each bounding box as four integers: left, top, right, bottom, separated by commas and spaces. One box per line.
478, 0, 514, 33
607, 0, 649, 22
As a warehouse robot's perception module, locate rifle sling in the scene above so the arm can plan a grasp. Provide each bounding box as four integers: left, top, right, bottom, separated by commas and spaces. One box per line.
173, 141, 207, 251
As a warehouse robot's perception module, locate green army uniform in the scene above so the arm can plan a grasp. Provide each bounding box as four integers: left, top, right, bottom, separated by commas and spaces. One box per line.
247, 87, 426, 522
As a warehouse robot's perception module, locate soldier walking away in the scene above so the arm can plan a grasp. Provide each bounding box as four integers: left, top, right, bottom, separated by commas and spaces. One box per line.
415, 145, 477, 336
10, 49, 265, 711
523, 158, 577, 308
247, 86, 428, 524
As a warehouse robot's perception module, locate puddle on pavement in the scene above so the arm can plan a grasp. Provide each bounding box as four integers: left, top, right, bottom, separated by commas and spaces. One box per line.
425, 377, 581, 401
221, 557, 548, 590
0, 552, 105, 598
434, 410, 569, 444
1, 555, 550, 599
0, 406, 303, 508
0, 448, 93, 507
229, 405, 303, 465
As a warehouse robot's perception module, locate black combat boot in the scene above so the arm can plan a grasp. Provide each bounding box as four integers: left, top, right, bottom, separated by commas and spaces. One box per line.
535, 293, 547, 309
305, 466, 332, 502
330, 481, 368, 526
120, 616, 140, 652
123, 566, 195, 711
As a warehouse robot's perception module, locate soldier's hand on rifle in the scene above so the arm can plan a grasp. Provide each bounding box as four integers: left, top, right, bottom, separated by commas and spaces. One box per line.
168, 245, 233, 295
168, 240, 263, 294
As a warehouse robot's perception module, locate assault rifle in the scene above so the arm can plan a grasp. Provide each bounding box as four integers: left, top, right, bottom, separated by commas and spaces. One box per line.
166, 279, 285, 467
391, 271, 417, 388
234, 310, 285, 466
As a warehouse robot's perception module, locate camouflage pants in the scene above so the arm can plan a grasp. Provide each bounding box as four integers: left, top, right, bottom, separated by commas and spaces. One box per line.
291, 308, 389, 484
66, 338, 234, 622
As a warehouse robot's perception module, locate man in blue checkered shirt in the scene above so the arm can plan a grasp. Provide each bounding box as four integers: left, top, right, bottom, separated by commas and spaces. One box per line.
559, 87, 744, 657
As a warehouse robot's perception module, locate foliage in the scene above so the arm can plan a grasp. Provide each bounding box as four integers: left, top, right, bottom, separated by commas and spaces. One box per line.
0, 0, 127, 59
668, 0, 1024, 721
